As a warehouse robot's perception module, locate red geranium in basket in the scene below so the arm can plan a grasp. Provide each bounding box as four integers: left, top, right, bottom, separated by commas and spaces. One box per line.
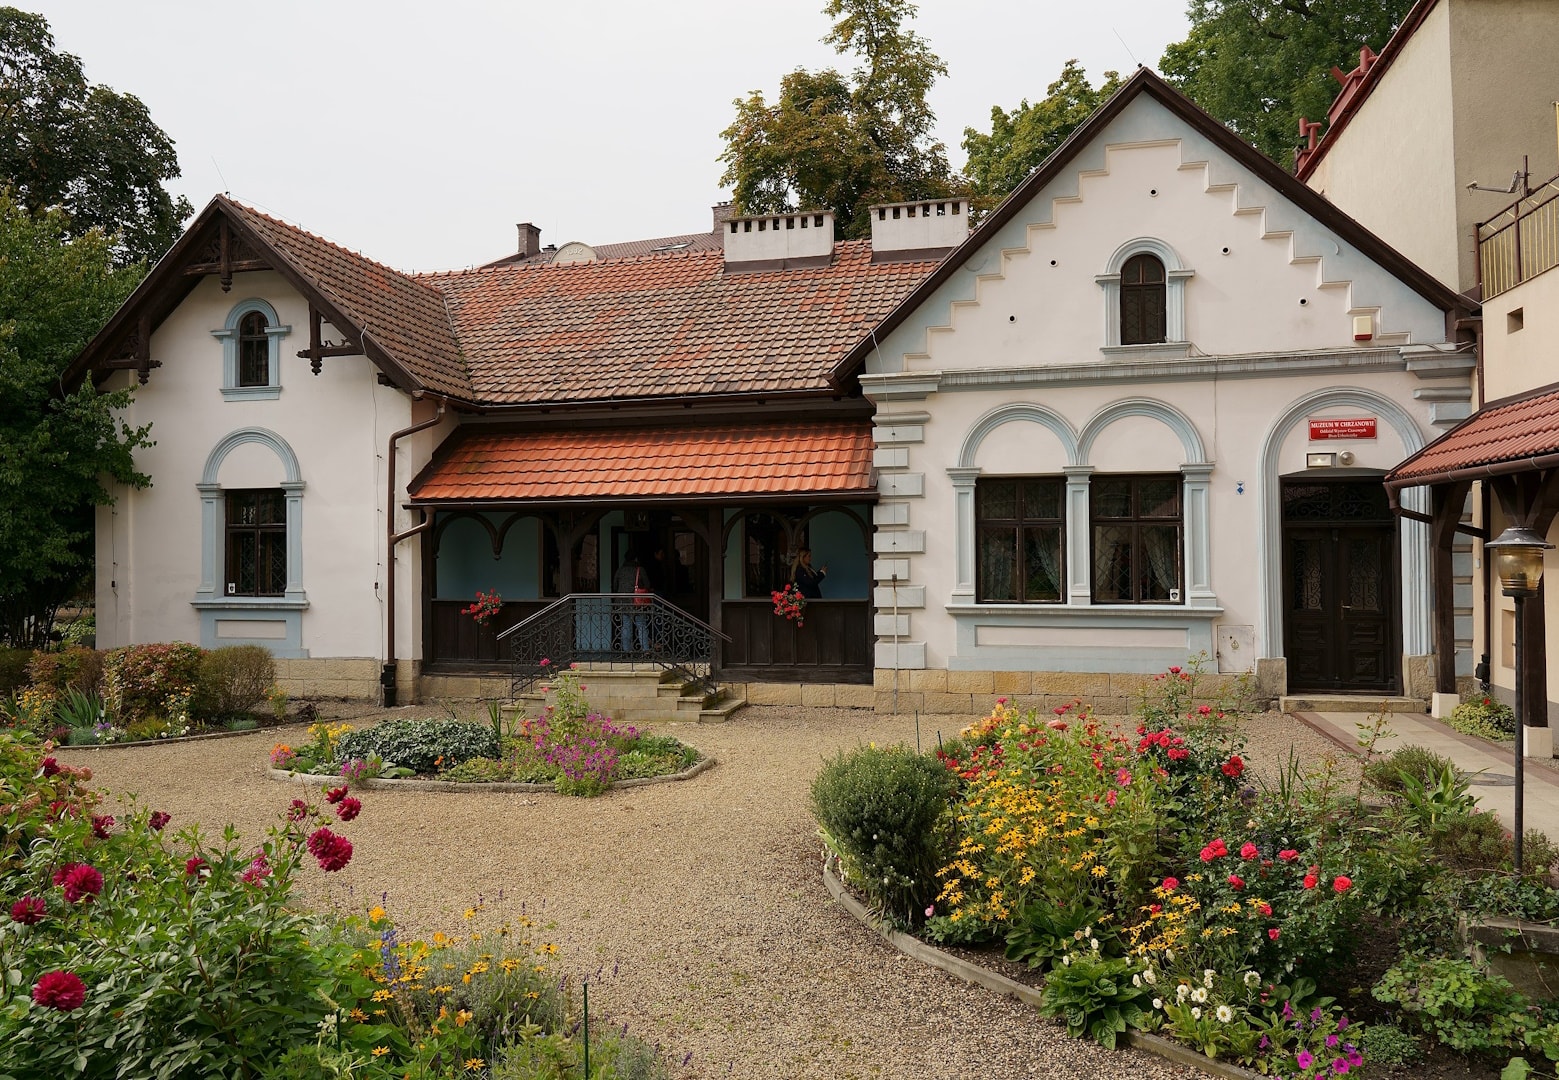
461, 589, 503, 626
771, 583, 807, 628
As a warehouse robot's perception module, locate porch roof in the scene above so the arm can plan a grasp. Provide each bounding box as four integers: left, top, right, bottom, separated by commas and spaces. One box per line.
407, 420, 875, 503
1385, 382, 1559, 491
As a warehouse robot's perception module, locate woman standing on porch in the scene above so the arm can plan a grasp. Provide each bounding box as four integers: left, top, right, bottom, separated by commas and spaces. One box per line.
613, 554, 653, 653
790, 548, 827, 599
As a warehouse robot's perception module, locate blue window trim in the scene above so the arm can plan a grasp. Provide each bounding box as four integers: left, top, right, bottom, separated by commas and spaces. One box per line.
211, 298, 290, 401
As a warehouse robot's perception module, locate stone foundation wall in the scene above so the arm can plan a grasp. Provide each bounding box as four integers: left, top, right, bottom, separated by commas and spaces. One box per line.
723, 682, 877, 709
273, 658, 382, 701
870, 668, 1259, 716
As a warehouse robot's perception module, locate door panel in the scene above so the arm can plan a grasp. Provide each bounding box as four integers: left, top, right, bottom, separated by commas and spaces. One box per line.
1281, 481, 1398, 694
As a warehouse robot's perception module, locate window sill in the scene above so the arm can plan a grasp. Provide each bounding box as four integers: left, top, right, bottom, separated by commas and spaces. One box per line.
946, 602, 1222, 620
221, 386, 282, 402
1099, 343, 1194, 361
191, 595, 308, 611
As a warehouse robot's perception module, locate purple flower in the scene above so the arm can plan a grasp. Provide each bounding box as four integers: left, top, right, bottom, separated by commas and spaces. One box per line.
1296, 1050, 1314, 1070
1331, 1059, 1349, 1075
1326, 1034, 1339, 1049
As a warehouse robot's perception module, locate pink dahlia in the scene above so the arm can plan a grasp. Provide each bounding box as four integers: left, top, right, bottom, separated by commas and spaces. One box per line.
185, 857, 207, 877
241, 854, 271, 885
324, 786, 349, 805
286, 799, 309, 822
39, 757, 60, 778
31, 970, 86, 1011
335, 796, 361, 822
148, 811, 171, 831
90, 815, 115, 839
55, 863, 103, 904
306, 827, 353, 872
10, 895, 46, 925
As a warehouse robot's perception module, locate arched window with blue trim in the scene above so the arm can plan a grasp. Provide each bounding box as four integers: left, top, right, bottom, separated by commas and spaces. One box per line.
212, 299, 290, 400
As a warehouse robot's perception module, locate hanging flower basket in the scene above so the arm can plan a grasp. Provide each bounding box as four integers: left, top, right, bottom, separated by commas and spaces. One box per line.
461, 590, 503, 626
771, 583, 807, 628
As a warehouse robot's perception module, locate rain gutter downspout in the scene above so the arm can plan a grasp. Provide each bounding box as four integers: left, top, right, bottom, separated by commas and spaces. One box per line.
383, 397, 446, 706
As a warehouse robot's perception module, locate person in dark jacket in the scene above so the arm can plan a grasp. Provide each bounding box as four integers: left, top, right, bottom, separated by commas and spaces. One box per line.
612, 555, 652, 652
790, 547, 827, 599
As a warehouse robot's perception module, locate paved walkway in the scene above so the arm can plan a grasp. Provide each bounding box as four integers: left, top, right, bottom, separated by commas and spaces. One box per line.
1297, 709, 1559, 841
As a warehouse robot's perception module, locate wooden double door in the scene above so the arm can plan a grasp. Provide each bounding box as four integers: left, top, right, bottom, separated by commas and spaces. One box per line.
1282, 479, 1399, 694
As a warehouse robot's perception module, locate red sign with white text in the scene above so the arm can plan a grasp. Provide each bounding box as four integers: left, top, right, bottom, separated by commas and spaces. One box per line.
1308, 418, 1377, 441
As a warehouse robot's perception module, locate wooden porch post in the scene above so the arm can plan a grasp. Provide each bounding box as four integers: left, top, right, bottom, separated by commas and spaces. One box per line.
707, 508, 724, 667
1431, 482, 1472, 696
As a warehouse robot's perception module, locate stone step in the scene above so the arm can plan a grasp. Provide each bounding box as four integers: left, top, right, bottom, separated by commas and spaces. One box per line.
1280, 694, 1426, 715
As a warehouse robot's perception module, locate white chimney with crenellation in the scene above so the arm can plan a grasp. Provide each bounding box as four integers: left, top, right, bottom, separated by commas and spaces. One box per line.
723, 210, 835, 271
868, 199, 968, 261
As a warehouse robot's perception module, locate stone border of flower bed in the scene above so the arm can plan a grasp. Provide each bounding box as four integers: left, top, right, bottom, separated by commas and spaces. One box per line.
267, 753, 715, 793
65, 724, 281, 750
821, 861, 1262, 1080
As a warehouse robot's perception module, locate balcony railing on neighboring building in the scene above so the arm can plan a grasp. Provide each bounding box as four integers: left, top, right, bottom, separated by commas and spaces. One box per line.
1480, 176, 1559, 299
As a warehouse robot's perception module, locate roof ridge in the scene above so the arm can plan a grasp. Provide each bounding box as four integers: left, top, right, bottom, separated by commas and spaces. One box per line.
217, 195, 448, 301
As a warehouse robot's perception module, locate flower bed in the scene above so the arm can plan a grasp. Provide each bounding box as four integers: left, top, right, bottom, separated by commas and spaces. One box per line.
813, 663, 1559, 1079
0, 730, 675, 1077
269, 673, 703, 797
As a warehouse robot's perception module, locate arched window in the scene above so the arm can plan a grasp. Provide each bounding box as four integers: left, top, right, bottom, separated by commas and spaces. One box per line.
1120, 253, 1167, 345
237, 311, 270, 387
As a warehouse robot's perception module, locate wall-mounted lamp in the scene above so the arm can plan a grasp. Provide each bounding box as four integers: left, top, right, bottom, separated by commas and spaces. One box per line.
1306, 452, 1336, 468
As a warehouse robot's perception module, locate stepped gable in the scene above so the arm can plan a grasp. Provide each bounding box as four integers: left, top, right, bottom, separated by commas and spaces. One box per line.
424, 241, 940, 406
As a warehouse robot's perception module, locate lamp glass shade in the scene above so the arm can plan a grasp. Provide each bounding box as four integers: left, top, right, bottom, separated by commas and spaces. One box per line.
1486, 526, 1553, 596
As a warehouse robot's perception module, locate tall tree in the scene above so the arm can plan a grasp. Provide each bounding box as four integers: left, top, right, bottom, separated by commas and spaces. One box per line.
0, 6, 193, 264
1160, 0, 1416, 166
962, 61, 1121, 203
0, 195, 151, 647
719, 0, 956, 238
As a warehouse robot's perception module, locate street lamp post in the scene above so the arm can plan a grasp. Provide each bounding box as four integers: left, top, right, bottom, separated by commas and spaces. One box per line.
1485, 525, 1553, 874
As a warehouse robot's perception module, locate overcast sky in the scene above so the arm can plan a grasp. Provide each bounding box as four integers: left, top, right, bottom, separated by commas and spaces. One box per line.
27, 1, 1190, 271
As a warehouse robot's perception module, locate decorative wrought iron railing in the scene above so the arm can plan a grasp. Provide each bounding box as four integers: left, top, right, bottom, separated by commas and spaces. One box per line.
496, 593, 730, 699
1480, 177, 1559, 299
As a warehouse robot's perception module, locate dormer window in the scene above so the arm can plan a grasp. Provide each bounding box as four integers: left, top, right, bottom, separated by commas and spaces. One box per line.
238, 311, 270, 386
1120, 253, 1167, 345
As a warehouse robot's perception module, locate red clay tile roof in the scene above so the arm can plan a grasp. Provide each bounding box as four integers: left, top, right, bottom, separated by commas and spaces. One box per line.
482, 229, 725, 268
1387, 385, 1559, 486
219, 198, 471, 399
408, 421, 874, 502
423, 241, 938, 405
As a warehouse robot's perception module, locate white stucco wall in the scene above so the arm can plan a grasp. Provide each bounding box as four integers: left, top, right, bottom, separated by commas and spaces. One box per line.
93, 272, 441, 664
863, 95, 1458, 682
1481, 265, 1559, 403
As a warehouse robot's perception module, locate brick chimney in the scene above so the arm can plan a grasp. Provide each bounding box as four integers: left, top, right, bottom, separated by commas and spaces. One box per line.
712, 201, 735, 230
868, 199, 968, 262
722, 210, 835, 272
515, 222, 542, 259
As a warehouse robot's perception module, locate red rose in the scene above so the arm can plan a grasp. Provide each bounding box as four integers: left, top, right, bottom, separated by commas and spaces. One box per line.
39, 757, 60, 778
306, 827, 353, 872
1162, 877, 1180, 891
1149, 903, 1162, 913
10, 895, 45, 925
1269, 928, 1281, 941
1168, 748, 1190, 761
1240, 842, 1259, 860
91, 815, 115, 839
56, 864, 103, 904
1198, 704, 1213, 716
1200, 846, 1217, 862
31, 970, 86, 1011
1258, 902, 1273, 917
1222, 756, 1245, 778
335, 796, 362, 822
1278, 849, 1300, 862
1332, 875, 1353, 893
185, 857, 206, 877
1303, 874, 1319, 889
1228, 874, 1245, 889
325, 786, 349, 804
148, 811, 171, 831
1168, 666, 1182, 674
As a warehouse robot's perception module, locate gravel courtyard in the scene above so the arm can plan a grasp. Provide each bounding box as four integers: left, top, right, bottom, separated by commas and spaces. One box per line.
54, 704, 1348, 1080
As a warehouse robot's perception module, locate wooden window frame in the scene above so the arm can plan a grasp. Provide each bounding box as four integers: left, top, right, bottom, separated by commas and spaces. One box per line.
1119, 253, 1168, 345
975, 477, 1066, 604
1090, 474, 1183, 605
236, 310, 270, 387
224, 489, 287, 597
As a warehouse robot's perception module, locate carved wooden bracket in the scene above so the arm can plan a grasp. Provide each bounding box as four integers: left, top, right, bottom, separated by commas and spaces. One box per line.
296, 305, 364, 375
182, 219, 271, 288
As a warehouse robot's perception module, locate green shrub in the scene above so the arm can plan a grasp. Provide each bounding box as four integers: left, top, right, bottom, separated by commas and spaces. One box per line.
226, 716, 259, 732
1363, 745, 1457, 795
26, 646, 105, 698
1373, 954, 1533, 1053
102, 641, 204, 724
811, 743, 954, 927
192, 644, 276, 718
0, 647, 32, 695
1361, 1023, 1421, 1065
335, 717, 498, 774
1447, 694, 1517, 740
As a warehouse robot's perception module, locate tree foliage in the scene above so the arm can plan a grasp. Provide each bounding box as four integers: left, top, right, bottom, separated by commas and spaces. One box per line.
718, 0, 957, 238
0, 194, 151, 647
0, 6, 193, 264
961, 61, 1121, 202
1159, 0, 1417, 165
